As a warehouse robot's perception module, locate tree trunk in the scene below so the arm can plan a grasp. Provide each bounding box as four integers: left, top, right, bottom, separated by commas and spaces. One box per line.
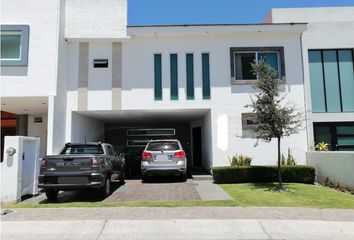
277, 137, 283, 188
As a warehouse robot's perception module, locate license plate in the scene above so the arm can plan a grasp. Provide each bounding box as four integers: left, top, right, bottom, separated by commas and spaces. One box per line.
58, 177, 88, 184
155, 155, 168, 161
56, 162, 81, 167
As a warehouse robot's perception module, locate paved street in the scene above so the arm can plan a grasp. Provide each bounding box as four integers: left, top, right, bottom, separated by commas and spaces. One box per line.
2, 207, 354, 240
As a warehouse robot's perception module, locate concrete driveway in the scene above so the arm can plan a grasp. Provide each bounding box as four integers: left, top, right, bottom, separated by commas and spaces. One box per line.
20, 177, 230, 204
105, 178, 200, 202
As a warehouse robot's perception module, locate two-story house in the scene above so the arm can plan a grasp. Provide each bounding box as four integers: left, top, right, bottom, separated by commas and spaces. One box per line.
1, 0, 353, 171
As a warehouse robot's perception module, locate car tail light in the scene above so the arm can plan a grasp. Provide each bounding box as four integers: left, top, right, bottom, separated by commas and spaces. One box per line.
91, 157, 102, 166
142, 151, 153, 159
174, 151, 185, 158
40, 159, 47, 167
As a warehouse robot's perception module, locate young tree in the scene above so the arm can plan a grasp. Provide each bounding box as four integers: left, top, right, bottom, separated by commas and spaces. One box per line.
248, 59, 302, 190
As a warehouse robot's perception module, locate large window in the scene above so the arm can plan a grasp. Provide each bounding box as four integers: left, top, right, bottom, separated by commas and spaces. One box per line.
230, 47, 285, 83
308, 49, 354, 113
314, 122, 354, 151
0, 25, 29, 66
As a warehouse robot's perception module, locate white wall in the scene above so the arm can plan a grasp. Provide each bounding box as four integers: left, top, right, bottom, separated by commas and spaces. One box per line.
123, 27, 308, 166
88, 42, 113, 110
71, 112, 104, 144
270, 7, 354, 23
47, 0, 68, 155
63, 40, 120, 146
202, 111, 213, 170
307, 151, 354, 189
65, 0, 127, 39
1, 0, 60, 97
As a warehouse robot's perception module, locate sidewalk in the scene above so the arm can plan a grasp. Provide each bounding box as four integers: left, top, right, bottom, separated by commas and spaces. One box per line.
2, 207, 354, 240
2, 207, 354, 221
2, 219, 354, 240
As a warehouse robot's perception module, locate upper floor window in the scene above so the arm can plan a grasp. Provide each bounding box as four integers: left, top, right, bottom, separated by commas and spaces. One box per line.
0, 25, 30, 66
309, 49, 354, 113
230, 47, 285, 84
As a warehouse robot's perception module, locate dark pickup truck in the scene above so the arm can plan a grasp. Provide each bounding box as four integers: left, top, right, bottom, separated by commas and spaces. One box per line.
38, 142, 125, 200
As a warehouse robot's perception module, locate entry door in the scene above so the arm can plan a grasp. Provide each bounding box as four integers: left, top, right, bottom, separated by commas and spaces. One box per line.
192, 127, 202, 167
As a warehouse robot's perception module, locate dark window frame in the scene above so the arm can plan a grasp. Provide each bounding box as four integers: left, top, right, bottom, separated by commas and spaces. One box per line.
230, 47, 286, 84
314, 122, 354, 151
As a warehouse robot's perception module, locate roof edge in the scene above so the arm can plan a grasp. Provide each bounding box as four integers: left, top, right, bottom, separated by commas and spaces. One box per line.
127, 23, 307, 28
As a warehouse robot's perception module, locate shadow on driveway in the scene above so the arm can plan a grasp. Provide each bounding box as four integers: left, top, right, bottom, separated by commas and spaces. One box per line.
36, 182, 124, 204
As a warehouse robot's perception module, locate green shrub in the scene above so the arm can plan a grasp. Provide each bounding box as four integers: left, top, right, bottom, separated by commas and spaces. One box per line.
281, 148, 296, 166
212, 165, 315, 184
315, 141, 329, 151
228, 154, 252, 166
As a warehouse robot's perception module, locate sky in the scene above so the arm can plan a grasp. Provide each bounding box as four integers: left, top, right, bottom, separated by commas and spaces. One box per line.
128, 0, 354, 25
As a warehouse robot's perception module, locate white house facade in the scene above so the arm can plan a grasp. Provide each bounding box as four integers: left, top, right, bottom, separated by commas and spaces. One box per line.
1, 0, 353, 171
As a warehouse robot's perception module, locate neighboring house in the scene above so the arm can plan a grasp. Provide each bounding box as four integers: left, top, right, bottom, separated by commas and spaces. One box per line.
1, 0, 353, 170
266, 7, 354, 152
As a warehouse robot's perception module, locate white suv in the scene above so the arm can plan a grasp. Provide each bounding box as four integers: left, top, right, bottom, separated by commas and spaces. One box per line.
141, 139, 187, 181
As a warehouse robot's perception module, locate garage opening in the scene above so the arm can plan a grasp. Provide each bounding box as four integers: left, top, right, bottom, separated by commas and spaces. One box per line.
71, 109, 212, 178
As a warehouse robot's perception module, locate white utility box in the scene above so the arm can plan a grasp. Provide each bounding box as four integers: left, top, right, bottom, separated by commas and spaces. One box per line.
1, 136, 40, 203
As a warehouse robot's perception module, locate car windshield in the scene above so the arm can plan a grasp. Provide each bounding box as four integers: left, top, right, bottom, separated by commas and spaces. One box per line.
60, 145, 104, 155
146, 141, 180, 151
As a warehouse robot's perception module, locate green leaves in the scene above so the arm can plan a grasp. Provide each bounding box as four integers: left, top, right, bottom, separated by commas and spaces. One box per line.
315, 141, 329, 151
249, 59, 302, 141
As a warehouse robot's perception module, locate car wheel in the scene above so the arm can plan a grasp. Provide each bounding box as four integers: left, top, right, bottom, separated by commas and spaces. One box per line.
141, 174, 148, 183
99, 177, 111, 198
45, 189, 59, 200
180, 173, 187, 182
119, 166, 125, 184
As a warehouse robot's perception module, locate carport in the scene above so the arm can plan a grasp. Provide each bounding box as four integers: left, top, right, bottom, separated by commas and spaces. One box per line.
70, 109, 212, 176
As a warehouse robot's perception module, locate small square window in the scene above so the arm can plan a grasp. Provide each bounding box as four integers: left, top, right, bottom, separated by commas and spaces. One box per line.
0, 25, 29, 66
242, 113, 259, 130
